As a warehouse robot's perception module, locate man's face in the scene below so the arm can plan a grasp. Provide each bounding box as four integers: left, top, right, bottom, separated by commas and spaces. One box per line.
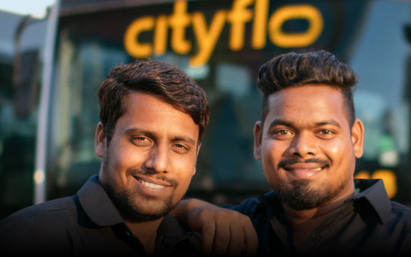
95, 92, 199, 222
254, 85, 364, 210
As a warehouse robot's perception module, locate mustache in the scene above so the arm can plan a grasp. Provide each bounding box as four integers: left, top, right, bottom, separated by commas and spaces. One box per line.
278, 158, 331, 169
126, 169, 179, 187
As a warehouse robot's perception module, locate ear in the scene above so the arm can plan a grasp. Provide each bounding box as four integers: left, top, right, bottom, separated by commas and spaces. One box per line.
95, 122, 106, 158
351, 119, 364, 158
254, 121, 263, 161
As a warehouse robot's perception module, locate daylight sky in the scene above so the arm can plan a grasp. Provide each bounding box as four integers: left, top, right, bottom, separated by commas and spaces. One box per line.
0, 0, 55, 18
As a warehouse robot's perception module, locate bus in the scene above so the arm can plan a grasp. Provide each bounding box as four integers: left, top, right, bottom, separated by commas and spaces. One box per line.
1, 0, 411, 218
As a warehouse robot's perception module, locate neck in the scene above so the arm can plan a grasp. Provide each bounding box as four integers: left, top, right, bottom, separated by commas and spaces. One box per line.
121, 212, 163, 256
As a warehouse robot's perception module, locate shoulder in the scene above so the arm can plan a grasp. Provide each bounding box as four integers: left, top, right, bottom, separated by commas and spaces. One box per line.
390, 201, 411, 214
1, 196, 78, 224
387, 202, 411, 255
0, 196, 80, 240
223, 193, 273, 217
389, 201, 411, 223
0, 196, 82, 255
224, 197, 258, 211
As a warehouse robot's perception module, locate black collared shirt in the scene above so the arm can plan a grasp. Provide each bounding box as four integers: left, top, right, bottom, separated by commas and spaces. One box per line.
226, 179, 411, 257
0, 175, 201, 256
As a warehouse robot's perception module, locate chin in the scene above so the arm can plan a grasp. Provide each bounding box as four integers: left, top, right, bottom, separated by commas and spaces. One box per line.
123, 200, 175, 223
105, 184, 175, 222
274, 179, 335, 210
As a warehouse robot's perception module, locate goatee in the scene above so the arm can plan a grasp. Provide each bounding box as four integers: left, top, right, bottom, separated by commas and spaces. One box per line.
276, 179, 334, 210
101, 151, 178, 223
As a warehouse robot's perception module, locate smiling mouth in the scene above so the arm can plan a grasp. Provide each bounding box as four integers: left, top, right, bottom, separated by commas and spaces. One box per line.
284, 166, 324, 171
310, 167, 322, 171
282, 163, 328, 178
133, 176, 172, 190
140, 179, 166, 189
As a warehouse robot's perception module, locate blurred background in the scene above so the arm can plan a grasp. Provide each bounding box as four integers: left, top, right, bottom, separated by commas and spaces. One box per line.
1, 0, 411, 219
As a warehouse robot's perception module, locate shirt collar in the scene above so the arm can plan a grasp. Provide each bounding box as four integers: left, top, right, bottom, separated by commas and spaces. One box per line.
78, 175, 190, 237
77, 176, 193, 254
257, 179, 392, 225
352, 179, 392, 224
77, 175, 124, 226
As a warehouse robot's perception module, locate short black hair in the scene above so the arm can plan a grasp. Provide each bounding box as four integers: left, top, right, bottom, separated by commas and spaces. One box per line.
98, 58, 209, 143
257, 50, 358, 128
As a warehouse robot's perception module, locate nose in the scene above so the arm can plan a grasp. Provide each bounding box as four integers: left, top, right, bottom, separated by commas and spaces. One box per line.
287, 132, 317, 158
143, 143, 170, 173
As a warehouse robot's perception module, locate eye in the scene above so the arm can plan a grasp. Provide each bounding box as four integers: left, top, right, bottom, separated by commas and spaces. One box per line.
275, 130, 293, 135
173, 143, 190, 154
134, 136, 148, 142
320, 129, 331, 134
317, 129, 336, 139
272, 129, 294, 139
130, 136, 152, 146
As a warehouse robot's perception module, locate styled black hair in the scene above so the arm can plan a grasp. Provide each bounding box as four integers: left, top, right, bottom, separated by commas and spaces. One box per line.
98, 58, 209, 143
257, 50, 358, 127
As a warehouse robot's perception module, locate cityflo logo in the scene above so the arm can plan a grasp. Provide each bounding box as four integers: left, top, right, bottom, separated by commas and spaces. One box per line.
124, 0, 323, 67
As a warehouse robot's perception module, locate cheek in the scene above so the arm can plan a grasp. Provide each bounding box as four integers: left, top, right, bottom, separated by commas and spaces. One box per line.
260, 140, 284, 184
321, 137, 353, 165
171, 170, 195, 204
108, 142, 147, 177
261, 139, 286, 165
261, 138, 274, 157
171, 150, 197, 172
171, 153, 197, 190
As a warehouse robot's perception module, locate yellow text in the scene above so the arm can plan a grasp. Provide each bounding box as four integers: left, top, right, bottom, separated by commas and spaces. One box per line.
124, 0, 324, 67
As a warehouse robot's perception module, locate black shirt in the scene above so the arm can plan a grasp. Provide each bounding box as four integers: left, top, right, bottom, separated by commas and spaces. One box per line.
226, 179, 411, 257
0, 175, 201, 256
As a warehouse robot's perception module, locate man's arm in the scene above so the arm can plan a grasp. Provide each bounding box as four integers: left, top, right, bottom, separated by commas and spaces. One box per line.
171, 199, 258, 256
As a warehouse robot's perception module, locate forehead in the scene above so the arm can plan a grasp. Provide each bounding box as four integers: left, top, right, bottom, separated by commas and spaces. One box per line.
116, 92, 199, 139
265, 85, 349, 128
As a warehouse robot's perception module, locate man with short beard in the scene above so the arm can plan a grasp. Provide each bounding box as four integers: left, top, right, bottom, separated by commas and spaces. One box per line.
173, 51, 411, 256
0, 59, 259, 256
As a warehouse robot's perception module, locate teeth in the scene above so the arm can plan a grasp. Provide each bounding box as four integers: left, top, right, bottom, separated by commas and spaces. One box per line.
140, 180, 165, 189
313, 167, 322, 171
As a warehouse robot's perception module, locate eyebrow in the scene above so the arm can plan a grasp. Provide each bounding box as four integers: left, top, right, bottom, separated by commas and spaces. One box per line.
267, 119, 294, 130
267, 119, 342, 130
315, 119, 342, 128
125, 128, 156, 138
124, 128, 196, 145
172, 136, 196, 145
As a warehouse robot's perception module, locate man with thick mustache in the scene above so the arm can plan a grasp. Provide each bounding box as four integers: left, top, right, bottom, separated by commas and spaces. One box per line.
173, 51, 411, 256
0, 59, 260, 256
